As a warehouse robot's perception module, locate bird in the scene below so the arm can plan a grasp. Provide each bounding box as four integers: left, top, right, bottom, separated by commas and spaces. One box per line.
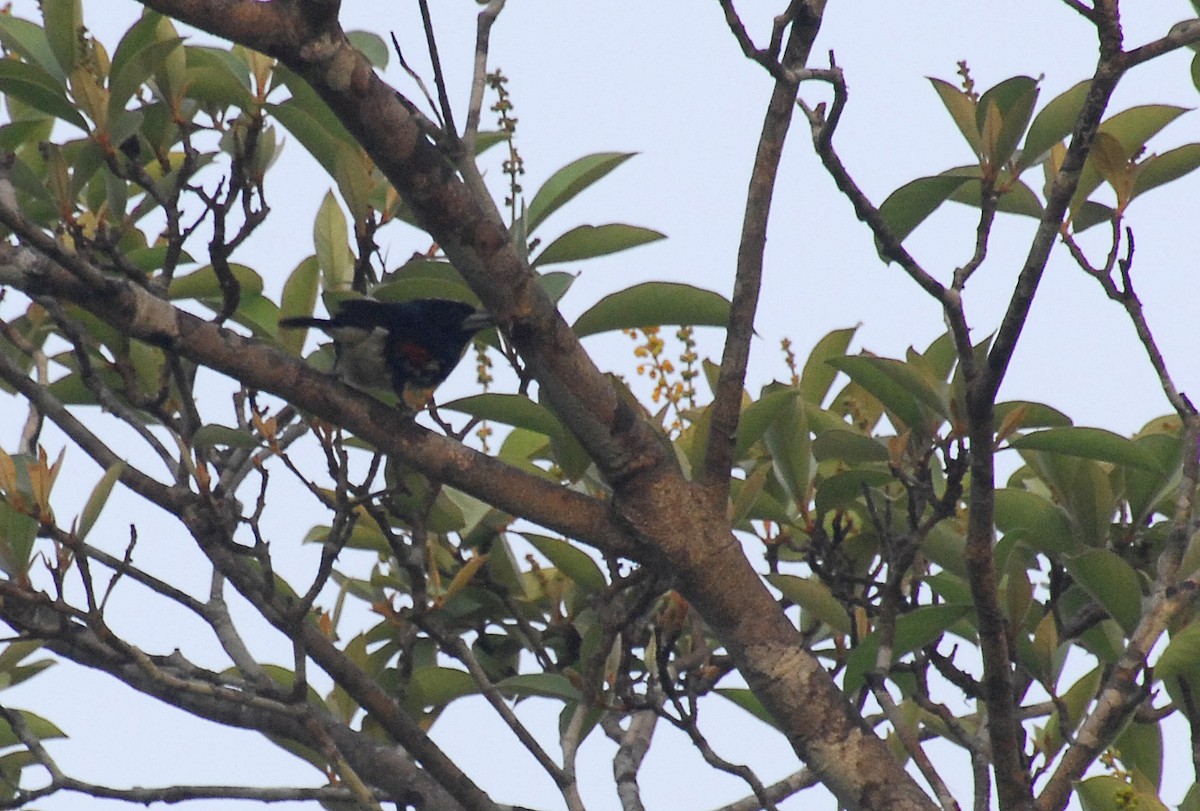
278, 298, 493, 402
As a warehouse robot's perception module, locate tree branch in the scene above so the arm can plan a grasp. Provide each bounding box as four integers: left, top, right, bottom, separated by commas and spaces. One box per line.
702, 1, 820, 498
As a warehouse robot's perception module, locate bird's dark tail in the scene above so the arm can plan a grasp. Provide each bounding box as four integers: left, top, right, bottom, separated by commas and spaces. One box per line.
278, 316, 332, 330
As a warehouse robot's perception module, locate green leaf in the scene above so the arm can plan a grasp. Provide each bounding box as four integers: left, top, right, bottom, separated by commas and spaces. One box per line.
878, 175, 972, 242
1008, 427, 1165, 473
1071, 105, 1190, 218
994, 400, 1073, 432
184, 46, 254, 109
108, 12, 175, 112
406, 666, 477, 712
811, 429, 888, 464
572, 282, 730, 337
977, 75, 1039, 169
0, 500, 37, 577
533, 223, 665, 266
0, 14, 65, 79
0, 59, 87, 129
735, 388, 796, 459
523, 534, 607, 594
1131, 143, 1200, 201
829, 355, 949, 432
77, 462, 124, 541
333, 141, 373, 223
0, 119, 54, 150
497, 672, 581, 703
278, 256, 320, 355
1018, 80, 1090, 173
1064, 549, 1142, 634
928, 77, 981, 155
267, 99, 340, 177
347, 31, 389, 69
442, 394, 563, 439
167, 263, 264, 302
313, 191, 354, 290
944, 171, 1044, 218
1115, 719, 1162, 793
766, 573, 851, 634
0, 710, 64, 749
1076, 775, 1168, 811
843, 604, 972, 692
42, 0, 83, 74
814, 468, 894, 516
1154, 620, 1200, 681
538, 271, 577, 303
763, 392, 810, 507
993, 488, 1077, 555
192, 424, 263, 450
799, 327, 856, 406
527, 152, 635, 232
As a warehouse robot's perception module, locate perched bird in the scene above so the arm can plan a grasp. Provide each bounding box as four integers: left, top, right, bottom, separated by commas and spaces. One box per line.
279, 298, 493, 401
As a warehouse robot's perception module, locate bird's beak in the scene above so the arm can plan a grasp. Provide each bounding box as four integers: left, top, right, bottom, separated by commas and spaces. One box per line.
461, 310, 495, 334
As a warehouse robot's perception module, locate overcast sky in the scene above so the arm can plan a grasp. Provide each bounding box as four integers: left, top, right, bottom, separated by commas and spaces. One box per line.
2, 2, 1199, 809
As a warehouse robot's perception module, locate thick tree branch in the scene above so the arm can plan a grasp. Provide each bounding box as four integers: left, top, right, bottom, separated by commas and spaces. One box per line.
0, 245, 628, 559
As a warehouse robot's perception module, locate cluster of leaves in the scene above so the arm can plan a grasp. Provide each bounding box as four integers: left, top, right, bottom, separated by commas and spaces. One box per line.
881, 69, 1200, 239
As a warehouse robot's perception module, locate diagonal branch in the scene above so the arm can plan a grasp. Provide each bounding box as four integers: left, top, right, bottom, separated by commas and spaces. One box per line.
702, 1, 821, 498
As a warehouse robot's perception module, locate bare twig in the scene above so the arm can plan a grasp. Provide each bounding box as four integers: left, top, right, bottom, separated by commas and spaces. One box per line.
417, 0, 457, 139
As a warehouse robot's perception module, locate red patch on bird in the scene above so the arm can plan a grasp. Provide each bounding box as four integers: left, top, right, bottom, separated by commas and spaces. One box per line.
397, 341, 434, 364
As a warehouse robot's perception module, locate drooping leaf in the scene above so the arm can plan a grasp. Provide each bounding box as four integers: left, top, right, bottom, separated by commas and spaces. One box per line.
1064, 549, 1142, 634
527, 152, 635, 232
0, 59, 87, 129
497, 672, 581, 703
878, 175, 971, 242
1009, 427, 1165, 473
533, 223, 665, 266
843, 604, 972, 691
766, 573, 851, 634
572, 282, 730, 337
42, 0, 83, 75
167, 263, 264, 302
0, 14, 65, 79
192, 424, 263, 450
829, 355, 949, 433
814, 468, 894, 517
76, 462, 124, 541
523, 534, 607, 594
